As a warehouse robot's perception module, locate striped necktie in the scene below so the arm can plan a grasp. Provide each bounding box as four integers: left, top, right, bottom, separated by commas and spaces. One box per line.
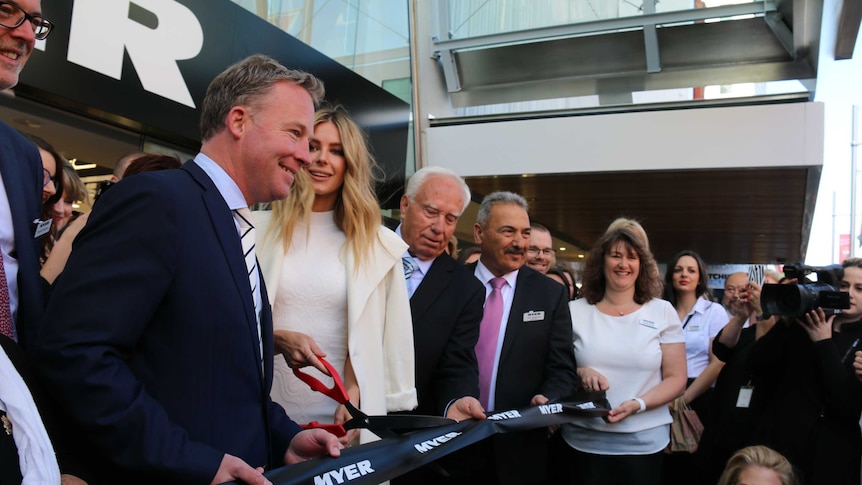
233, 208, 263, 366
234, 208, 260, 318
403, 257, 420, 298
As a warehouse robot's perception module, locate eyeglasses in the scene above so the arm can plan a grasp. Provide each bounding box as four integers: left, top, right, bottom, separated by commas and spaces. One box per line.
527, 246, 555, 257
42, 167, 54, 187
0, 1, 54, 40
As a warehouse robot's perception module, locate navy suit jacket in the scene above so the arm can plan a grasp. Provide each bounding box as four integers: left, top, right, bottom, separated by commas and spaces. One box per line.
30, 162, 300, 484
0, 121, 44, 347
471, 263, 578, 485
409, 253, 484, 415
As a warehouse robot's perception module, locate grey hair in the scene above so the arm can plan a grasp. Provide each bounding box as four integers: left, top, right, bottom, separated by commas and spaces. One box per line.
476, 191, 528, 228
405, 166, 472, 214
199, 54, 325, 141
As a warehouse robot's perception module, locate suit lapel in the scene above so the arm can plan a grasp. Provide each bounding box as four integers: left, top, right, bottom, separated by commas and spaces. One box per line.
410, 255, 454, 319
184, 163, 264, 381
499, 268, 530, 365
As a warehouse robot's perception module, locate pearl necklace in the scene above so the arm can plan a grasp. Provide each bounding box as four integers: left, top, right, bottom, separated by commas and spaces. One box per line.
599, 300, 638, 316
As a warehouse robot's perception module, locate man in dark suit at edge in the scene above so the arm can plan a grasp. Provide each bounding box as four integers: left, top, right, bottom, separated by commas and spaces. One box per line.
0, 0, 48, 349
29, 54, 341, 485
392, 166, 487, 484
461, 191, 578, 485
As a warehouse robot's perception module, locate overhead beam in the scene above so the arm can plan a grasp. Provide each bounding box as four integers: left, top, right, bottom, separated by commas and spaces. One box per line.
432, 1, 776, 52
836, 0, 862, 59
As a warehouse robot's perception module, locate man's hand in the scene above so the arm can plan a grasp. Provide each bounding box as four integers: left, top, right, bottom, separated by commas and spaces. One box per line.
530, 394, 549, 406
273, 330, 329, 374
285, 429, 343, 465
210, 454, 269, 485
445, 396, 486, 422
577, 366, 610, 392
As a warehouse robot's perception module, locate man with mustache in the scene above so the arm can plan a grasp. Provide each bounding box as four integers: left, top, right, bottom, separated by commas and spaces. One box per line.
458, 191, 577, 485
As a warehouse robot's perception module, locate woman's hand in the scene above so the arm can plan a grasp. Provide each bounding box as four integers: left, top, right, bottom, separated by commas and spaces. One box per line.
797, 308, 834, 342
273, 330, 329, 374
333, 404, 360, 446
577, 367, 610, 392
606, 399, 640, 423
853, 351, 862, 383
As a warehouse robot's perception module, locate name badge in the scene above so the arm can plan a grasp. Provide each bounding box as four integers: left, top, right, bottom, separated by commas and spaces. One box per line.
639, 319, 657, 329
686, 325, 701, 332
33, 218, 52, 238
523, 310, 545, 322
736, 386, 754, 408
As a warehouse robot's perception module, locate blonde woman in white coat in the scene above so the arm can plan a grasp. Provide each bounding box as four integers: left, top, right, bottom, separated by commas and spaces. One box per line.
255, 106, 416, 445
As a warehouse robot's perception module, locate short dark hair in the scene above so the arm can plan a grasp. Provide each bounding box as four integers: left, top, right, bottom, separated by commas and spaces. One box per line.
663, 250, 712, 303
123, 154, 182, 178
199, 54, 325, 141
579, 227, 662, 305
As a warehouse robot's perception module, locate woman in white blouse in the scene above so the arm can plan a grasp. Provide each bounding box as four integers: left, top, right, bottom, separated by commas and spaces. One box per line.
661, 250, 729, 483
255, 106, 416, 445
561, 220, 686, 485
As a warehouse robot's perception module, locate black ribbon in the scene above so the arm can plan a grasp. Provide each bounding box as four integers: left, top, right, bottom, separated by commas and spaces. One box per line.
223, 392, 609, 485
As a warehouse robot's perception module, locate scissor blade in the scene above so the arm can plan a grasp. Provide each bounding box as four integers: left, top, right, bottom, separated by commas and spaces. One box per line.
344, 415, 456, 432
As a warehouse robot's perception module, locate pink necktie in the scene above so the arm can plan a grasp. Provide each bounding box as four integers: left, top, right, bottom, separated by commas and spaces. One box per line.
0, 251, 14, 339
476, 277, 506, 409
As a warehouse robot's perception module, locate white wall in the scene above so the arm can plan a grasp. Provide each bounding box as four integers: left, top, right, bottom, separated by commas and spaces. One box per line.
426, 102, 825, 176
806, 0, 862, 265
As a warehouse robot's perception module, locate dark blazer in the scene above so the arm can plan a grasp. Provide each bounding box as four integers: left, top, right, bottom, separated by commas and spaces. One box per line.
472, 263, 578, 485
0, 121, 44, 348
29, 162, 300, 485
409, 253, 484, 415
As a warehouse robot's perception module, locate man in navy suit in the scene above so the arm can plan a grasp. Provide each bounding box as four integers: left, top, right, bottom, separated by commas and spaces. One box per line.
0, 0, 49, 348
461, 191, 578, 485
393, 167, 486, 484
30, 55, 341, 485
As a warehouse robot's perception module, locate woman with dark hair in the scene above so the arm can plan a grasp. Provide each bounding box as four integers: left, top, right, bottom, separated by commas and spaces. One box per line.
734, 258, 862, 484
560, 220, 686, 485
546, 265, 572, 300
23, 134, 64, 266
661, 250, 728, 484
456, 245, 481, 265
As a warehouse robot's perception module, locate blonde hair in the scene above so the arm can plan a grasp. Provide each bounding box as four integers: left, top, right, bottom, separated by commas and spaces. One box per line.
717, 446, 797, 485
267, 106, 381, 268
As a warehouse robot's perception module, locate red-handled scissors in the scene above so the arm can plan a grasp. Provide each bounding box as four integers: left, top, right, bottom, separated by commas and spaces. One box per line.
292, 358, 455, 439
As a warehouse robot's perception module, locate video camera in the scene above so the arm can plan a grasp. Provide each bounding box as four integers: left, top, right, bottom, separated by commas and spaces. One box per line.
760, 264, 850, 318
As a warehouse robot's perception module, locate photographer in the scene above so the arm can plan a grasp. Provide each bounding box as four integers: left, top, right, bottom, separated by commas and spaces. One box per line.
743, 260, 862, 484
704, 278, 776, 483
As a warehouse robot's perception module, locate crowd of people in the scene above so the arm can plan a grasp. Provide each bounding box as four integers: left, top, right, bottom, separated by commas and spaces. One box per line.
1, 3, 861, 485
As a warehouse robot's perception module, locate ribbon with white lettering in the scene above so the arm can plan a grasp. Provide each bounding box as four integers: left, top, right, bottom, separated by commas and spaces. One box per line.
222, 392, 610, 485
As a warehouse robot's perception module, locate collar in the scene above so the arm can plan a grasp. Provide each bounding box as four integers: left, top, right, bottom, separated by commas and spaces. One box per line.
395, 223, 434, 275
475, 259, 518, 288
193, 153, 247, 210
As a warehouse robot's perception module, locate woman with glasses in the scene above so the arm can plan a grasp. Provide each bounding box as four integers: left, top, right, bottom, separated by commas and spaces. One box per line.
255, 106, 415, 445
23, 134, 64, 264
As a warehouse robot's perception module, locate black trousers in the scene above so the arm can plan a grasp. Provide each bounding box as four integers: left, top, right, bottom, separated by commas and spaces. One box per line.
569, 447, 664, 485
